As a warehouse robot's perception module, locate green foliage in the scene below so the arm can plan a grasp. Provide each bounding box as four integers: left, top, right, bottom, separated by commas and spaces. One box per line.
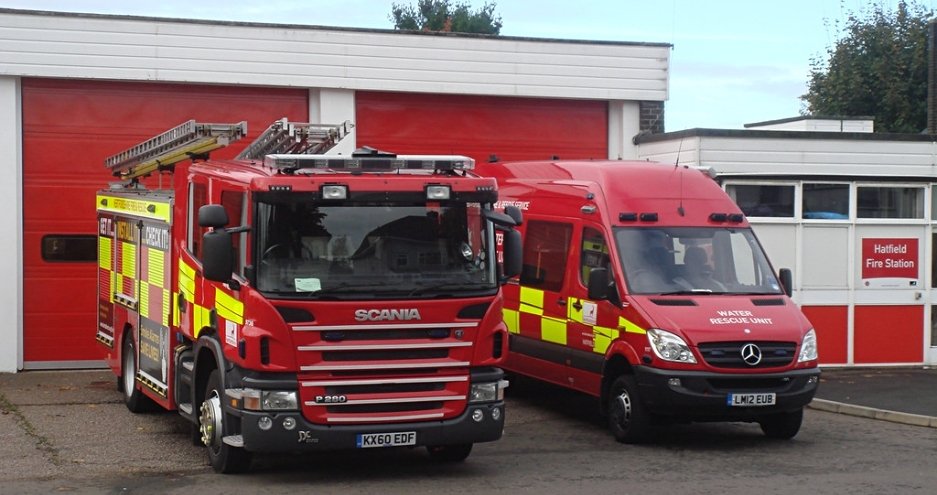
390, 0, 502, 35
801, 1, 933, 133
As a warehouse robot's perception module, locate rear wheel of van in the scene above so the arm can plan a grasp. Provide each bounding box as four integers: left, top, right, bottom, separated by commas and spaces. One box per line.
759, 408, 803, 439
426, 443, 473, 462
606, 375, 650, 443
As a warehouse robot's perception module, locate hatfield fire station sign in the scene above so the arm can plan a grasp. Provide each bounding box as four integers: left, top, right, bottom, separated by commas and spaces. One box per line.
861, 238, 919, 288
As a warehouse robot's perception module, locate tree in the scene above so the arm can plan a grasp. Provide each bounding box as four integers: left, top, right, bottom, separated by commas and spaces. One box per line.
390, 0, 502, 35
801, 1, 933, 133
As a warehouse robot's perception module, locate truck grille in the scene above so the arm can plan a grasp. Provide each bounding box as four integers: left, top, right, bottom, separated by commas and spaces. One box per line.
698, 341, 796, 369
293, 321, 476, 425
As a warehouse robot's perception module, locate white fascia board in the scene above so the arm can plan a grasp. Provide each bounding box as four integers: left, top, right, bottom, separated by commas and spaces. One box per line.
0, 9, 670, 102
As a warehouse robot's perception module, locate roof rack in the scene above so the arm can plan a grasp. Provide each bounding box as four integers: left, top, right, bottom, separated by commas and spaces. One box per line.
105, 120, 248, 180
236, 119, 353, 160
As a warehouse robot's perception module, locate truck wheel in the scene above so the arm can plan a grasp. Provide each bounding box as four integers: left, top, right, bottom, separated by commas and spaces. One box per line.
759, 408, 803, 440
199, 369, 252, 473
120, 334, 155, 413
606, 375, 650, 443
426, 443, 473, 462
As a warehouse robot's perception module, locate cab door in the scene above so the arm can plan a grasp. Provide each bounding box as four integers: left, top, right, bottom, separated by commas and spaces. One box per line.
566, 224, 616, 396
510, 218, 575, 388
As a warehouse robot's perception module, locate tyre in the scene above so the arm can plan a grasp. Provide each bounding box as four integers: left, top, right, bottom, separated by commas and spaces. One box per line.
426, 443, 473, 462
606, 375, 651, 443
120, 333, 156, 413
759, 408, 803, 440
199, 369, 252, 474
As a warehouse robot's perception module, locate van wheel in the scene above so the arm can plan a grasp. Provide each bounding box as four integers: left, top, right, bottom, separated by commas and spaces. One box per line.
199, 369, 252, 473
120, 334, 155, 413
426, 443, 473, 462
606, 375, 650, 443
759, 408, 803, 439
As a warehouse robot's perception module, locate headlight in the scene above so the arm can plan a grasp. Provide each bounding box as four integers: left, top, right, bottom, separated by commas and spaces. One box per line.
798, 329, 818, 363
236, 389, 299, 411
469, 380, 509, 403
647, 328, 697, 364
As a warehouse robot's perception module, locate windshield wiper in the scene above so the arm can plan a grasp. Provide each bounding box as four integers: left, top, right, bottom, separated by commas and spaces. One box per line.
657, 289, 725, 296
409, 281, 482, 296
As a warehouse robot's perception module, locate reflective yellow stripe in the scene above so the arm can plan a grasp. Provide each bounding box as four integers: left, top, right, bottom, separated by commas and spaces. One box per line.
139, 281, 150, 319
121, 241, 136, 277
215, 288, 244, 325
520, 286, 543, 308
503, 308, 519, 334
161, 288, 170, 327
172, 291, 180, 327
178, 260, 195, 301
593, 326, 620, 354
194, 304, 211, 338
148, 249, 165, 287
97, 194, 171, 223
619, 316, 646, 334
567, 297, 584, 323
98, 237, 112, 269
541, 316, 566, 345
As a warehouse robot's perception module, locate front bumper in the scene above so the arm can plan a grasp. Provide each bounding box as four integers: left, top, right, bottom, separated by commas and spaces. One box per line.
225, 367, 506, 453
633, 365, 820, 421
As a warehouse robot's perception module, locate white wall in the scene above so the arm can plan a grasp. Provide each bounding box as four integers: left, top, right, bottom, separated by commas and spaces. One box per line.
608, 101, 640, 160
309, 88, 357, 156
0, 76, 22, 372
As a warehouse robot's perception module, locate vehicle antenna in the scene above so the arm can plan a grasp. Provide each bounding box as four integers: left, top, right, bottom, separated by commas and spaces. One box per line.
675, 138, 686, 216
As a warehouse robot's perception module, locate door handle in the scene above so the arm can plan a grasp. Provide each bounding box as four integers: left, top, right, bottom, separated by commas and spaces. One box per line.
557, 298, 567, 306
572, 301, 583, 311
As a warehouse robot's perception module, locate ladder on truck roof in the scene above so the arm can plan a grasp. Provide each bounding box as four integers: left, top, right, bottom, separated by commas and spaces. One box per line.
105, 118, 353, 181
235, 118, 353, 160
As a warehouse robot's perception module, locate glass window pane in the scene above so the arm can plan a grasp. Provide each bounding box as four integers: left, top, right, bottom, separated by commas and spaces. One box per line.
521, 220, 572, 292
857, 186, 923, 219
726, 184, 794, 218
580, 227, 610, 287
41, 235, 96, 262
803, 183, 849, 219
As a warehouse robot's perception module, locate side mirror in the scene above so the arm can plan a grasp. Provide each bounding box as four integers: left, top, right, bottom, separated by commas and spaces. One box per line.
203, 230, 234, 284
501, 229, 522, 279
588, 267, 610, 300
199, 204, 229, 229
779, 268, 793, 297
504, 205, 523, 226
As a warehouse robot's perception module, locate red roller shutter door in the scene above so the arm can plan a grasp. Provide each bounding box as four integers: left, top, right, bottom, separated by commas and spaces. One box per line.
355, 92, 608, 163
22, 79, 307, 366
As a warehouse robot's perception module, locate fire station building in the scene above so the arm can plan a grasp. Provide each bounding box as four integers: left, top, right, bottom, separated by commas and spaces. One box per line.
2, 8, 936, 372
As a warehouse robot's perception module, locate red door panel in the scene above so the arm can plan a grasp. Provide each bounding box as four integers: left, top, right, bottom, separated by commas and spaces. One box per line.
853, 305, 923, 364
356, 91, 608, 164
801, 305, 848, 365
22, 79, 308, 364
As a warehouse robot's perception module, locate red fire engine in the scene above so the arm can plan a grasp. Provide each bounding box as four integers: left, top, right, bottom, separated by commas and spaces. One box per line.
475, 159, 820, 442
96, 119, 522, 472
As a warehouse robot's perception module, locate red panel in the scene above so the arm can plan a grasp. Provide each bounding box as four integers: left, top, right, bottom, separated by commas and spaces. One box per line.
23, 79, 308, 363
356, 91, 607, 164
801, 306, 848, 364
854, 305, 923, 364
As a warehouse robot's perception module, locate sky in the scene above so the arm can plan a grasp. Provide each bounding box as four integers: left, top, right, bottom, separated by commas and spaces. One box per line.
0, 0, 933, 131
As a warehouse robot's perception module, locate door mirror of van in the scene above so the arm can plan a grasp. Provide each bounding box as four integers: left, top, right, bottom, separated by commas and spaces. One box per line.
501, 229, 523, 279
485, 209, 517, 228
503, 205, 523, 226
198, 204, 229, 228
202, 229, 235, 284
588, 267, 610, 300
779, 268, 793, 297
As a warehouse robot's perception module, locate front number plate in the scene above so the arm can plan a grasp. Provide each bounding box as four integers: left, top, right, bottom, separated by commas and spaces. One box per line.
727, 393, 776, 407
356, 431, 417, 449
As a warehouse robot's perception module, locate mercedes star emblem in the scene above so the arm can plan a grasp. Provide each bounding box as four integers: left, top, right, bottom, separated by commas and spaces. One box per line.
740, 343, 763, 366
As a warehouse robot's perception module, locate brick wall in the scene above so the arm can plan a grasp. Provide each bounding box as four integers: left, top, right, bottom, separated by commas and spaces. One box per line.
640, 101, 665, 134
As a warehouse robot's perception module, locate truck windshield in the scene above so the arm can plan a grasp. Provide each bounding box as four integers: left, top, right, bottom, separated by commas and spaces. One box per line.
254, 199, 497, 298
613, 227, 783, 296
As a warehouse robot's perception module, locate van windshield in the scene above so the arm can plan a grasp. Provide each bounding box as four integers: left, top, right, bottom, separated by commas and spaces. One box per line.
254, 198, 497, 299
613, 227, 783, 295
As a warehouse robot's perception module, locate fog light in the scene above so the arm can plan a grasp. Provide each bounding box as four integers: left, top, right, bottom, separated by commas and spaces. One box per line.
667, 378, 682, 387
808, 376, 819, 385
491, 407, 502, 421
471, 409, 484, 422
282, 417, 297, 430
258, 416, 273, 431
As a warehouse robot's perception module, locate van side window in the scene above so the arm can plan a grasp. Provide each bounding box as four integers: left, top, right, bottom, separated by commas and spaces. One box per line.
579, 227, 609, 286
521, 220, 572, 292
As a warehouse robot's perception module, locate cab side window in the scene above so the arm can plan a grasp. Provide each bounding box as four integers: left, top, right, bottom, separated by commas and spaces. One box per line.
579, 227, 609, 287
221, 190, 247, 275
188, 182, 208, 259
521, 220, 572, 292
